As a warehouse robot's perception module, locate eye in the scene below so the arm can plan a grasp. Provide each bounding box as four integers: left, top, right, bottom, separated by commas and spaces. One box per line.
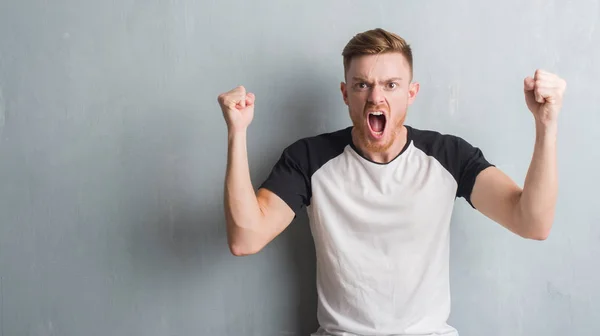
387, 82, 398, 90
354, 82, 369, 90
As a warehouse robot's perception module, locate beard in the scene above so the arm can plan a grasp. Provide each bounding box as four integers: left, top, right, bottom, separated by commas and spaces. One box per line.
350, 110, 406, 153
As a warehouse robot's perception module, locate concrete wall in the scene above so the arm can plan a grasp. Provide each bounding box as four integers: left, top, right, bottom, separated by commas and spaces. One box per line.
1, 1, 599, 335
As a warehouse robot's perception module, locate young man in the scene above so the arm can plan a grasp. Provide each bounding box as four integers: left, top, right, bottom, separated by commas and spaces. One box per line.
217, 28, 566, 336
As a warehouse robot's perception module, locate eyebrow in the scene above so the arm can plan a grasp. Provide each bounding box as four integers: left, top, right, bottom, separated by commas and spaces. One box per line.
351, 76, 403, 83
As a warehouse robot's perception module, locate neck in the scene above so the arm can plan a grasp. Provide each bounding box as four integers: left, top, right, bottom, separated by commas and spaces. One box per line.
351, 125, 408, 164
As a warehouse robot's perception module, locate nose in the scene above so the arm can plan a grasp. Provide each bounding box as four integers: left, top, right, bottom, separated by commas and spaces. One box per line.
368, 84, 385, 105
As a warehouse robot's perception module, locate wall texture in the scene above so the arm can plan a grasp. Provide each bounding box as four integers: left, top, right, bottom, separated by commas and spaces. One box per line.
1, 1, 599, 335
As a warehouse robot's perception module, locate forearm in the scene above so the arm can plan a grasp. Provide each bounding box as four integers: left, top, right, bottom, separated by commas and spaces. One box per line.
516, 122, 558, 238
224, 131, 263, 252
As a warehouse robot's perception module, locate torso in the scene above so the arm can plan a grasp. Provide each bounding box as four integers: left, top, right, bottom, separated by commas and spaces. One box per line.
260, 125, 493, 336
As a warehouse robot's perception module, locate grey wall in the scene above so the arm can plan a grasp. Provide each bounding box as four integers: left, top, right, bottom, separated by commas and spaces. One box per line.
1, 1, 599, 335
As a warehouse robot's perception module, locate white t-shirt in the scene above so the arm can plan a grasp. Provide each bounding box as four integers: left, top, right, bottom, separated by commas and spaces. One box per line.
260, 125, 493, 336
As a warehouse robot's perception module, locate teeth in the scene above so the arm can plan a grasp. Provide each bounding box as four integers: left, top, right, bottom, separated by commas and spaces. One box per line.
369, 111, 384, 116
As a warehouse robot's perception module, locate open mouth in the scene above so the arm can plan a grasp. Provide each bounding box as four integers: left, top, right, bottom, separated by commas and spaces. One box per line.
367, 111, 387, 137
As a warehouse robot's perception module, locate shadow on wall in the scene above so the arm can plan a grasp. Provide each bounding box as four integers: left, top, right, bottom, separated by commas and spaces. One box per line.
121, 59, 332, 334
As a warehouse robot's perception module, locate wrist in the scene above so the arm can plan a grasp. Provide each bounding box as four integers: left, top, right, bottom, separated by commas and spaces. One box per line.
534, 120, 557, 144
228, 128, 247, 142
535, 119, 557, 134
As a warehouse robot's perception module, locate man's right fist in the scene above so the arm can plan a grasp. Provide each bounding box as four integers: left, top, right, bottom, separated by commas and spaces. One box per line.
217, 86, 255, 134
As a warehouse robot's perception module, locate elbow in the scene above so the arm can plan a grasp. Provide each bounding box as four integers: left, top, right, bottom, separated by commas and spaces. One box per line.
225, 216, 268, 256
513, 208, 554, 241
229, 245, 249, 256
227, 228, 265, 256
524, 229, 551, 241
229, 242, 262, 257
519, 220, 553, 241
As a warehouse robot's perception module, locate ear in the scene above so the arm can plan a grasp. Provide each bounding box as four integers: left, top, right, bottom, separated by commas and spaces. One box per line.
407, 82, 420, 105
340, 81, 349, 105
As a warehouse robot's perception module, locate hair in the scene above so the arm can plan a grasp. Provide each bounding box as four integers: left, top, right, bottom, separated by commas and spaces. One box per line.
342, 28, 413, 80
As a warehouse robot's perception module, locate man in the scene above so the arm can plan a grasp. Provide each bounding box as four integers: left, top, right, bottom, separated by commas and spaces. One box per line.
217, 28, 566, 336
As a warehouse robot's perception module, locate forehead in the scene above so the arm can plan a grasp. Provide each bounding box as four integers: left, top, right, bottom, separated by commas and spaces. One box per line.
347, 52, 410, 80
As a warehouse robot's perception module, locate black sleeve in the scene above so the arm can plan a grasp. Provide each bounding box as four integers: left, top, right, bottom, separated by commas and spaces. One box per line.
258, 140, 311, 215
453, 136, 494, 208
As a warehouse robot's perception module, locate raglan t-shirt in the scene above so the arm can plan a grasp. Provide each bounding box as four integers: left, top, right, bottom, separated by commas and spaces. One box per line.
259, 125, 494, 336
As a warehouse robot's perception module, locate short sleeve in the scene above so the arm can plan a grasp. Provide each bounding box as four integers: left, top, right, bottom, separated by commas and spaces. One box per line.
258, 141, 311, 215
454, 137, 495, 208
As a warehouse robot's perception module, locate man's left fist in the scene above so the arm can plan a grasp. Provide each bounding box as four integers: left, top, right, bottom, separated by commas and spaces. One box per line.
524, 69, 567, 126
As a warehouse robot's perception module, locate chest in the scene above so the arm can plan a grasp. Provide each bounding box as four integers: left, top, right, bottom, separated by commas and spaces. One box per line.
309, 145, 458, 234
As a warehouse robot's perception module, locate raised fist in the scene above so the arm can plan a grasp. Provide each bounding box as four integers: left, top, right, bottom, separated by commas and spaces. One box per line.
524, 70, 566, 127
217, 86, 256, 133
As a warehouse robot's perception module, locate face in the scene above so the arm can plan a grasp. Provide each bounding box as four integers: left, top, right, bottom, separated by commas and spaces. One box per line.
341, 52, 419, 154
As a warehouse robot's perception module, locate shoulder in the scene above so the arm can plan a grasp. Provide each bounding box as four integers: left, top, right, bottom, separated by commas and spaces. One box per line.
407, 125, 492, 187
406, 126, 493, 203
407, 125, 478, 157
281, 126, 352, 167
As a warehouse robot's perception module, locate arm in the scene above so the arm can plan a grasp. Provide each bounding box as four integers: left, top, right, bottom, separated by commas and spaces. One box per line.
471, 127, 556, 240
219, 86, 295, 256
471, 69, 566, 240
